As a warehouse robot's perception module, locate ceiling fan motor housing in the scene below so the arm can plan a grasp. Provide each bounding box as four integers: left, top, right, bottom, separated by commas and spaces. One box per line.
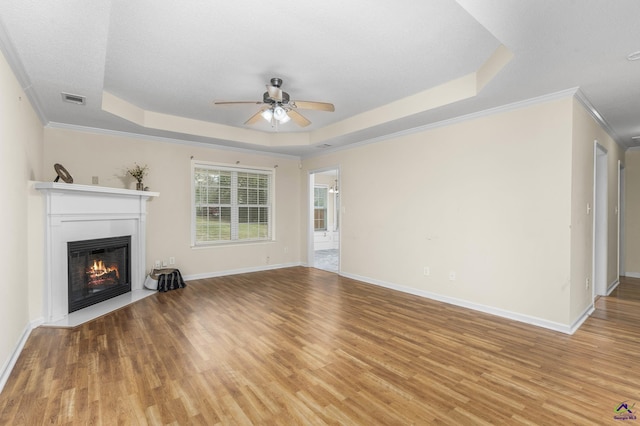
263, 91, 290, 105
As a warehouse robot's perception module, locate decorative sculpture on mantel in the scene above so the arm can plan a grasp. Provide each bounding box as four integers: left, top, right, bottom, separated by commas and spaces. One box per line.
53, 163, 73, 183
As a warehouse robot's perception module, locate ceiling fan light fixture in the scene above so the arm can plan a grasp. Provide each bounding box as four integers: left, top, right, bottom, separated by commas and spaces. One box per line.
273, 106, 287, 121
261, 109, 273, 122
278, 112, 291, 124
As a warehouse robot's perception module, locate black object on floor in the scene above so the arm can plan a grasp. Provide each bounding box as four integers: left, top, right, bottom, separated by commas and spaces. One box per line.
154, 268, 186, 292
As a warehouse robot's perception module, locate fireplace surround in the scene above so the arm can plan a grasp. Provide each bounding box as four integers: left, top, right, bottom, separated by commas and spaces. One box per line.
36, 182, 159, 325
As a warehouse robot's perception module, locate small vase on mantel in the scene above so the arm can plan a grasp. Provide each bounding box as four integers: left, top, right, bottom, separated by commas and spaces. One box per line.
127, 163, 149, 192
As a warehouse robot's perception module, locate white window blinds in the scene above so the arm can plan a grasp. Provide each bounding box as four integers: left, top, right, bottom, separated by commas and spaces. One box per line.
193, 163, 272, 245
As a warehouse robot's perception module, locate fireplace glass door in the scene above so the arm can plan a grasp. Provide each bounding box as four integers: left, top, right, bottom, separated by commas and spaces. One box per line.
67, 235, 131, 313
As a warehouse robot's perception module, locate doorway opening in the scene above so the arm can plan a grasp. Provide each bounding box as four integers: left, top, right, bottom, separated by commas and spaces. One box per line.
593, 142, 608, 297
309, 168, 340, 272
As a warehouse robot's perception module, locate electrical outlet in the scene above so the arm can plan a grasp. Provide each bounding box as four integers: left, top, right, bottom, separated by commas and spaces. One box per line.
449, 271, 456, 281
423, 266, 430, 276
266, 256, 270, 264
169, 257, 175, 265
92, 176, 99, 185
586, 278, 590, 290
154, 260, 160, 268
162, 260, 167, 267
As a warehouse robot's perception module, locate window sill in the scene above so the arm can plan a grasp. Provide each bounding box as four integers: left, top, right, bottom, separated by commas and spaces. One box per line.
191, 239, 276, 249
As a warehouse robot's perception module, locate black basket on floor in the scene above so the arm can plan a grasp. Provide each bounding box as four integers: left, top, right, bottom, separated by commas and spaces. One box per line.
151, 268, 186, 292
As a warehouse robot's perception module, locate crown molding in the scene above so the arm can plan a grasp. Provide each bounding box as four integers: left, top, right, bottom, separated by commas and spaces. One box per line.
573, 88, 625, 149
45, 122, 301, 160
303, 87, 582, 159
37, 87, 627, 160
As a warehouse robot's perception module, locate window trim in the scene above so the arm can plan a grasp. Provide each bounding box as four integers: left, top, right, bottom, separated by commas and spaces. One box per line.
191, 160, 275, 247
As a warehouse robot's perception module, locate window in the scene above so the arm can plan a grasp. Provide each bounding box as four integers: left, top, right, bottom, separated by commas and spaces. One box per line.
314, 187, 327, 231
192, 162, 273, 245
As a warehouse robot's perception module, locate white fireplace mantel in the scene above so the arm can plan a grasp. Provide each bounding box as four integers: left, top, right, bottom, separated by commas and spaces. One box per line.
35, 182, 159, 325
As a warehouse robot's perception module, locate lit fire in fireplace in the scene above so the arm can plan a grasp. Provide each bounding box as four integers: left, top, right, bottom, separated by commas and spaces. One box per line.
87, 259, 120, 287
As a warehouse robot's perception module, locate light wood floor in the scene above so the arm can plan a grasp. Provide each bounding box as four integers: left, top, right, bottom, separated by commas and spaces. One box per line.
1, 268, 639, 425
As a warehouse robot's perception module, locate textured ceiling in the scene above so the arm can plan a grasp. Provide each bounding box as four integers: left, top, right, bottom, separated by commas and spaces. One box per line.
1, 1, 640, 157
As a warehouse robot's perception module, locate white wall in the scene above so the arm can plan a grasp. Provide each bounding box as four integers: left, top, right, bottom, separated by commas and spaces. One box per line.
0, 49, 44, 389
304, 97, 581, 327
42, 127, 302, 282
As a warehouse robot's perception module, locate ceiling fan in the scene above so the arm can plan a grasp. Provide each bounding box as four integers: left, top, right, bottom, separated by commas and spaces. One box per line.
214, 77, 335, 127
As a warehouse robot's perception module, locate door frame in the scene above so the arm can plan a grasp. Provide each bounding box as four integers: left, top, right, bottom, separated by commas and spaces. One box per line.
618, 160, 625, 278
592, 141, 608, 297
308, 166, 341, 271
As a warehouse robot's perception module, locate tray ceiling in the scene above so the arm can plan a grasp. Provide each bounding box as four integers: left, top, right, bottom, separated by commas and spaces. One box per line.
1, 1, 640, 156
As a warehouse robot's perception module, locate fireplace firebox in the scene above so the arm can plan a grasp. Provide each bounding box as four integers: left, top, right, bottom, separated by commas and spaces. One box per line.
67, 235, 132, 313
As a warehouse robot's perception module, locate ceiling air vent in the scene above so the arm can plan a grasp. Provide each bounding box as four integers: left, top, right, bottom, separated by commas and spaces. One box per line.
61, 92, 86, 105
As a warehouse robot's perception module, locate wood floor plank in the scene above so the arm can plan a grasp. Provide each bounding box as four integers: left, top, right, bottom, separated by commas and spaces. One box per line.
2, 267, 640, 424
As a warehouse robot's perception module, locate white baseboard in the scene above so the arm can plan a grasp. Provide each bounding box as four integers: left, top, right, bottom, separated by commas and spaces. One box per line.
568, 303, 595, 334
182, 262, 302, 281
0, 319, 39, 394
340, 271, 580, 335
623, 272, 640, 279
606, 278, 620, 295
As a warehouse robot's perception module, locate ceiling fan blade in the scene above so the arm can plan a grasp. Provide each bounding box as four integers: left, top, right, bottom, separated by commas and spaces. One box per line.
266, 85, 283, 102
292, 100, 335, 112
214, 101, 263, 105
287, 109, 311, 127
244, 109, 267, 125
